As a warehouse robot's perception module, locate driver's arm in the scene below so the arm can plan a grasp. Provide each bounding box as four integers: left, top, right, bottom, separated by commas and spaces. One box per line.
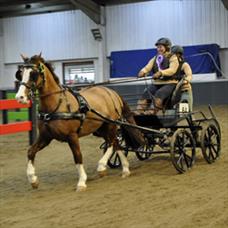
182, 62, 192, 83
138, 57, 155, 77
159, 55, 179, 77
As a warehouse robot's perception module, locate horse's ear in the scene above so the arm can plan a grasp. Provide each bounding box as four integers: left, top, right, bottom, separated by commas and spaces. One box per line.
20, 53, 29, 62
38, 52, 42, 58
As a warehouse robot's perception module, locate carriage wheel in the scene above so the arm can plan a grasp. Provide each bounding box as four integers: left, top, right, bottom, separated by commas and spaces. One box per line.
135, 145, 153, 160
170, 129, 196, 173
200, 122, 221, 164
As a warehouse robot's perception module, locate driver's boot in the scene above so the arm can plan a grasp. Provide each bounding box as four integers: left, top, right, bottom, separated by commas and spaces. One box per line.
154, 98, 163, 110
144, 98, 163, 115
134, 99, 148, 115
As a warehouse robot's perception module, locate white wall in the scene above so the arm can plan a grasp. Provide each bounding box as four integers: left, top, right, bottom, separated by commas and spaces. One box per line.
3, 10, 98, 63
0, 0, 228, 88
220, 49, 228, 78
106, 0, 228, 54
0, 10, 101, 87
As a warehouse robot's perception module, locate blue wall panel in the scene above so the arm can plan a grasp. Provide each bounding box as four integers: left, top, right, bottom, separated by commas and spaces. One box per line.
110, 44, 221, 78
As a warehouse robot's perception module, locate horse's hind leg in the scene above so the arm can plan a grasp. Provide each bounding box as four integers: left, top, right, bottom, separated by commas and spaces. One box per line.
97, 124, 130, 178
68, 133, 87, 192
116, 150, 130, 178
27, 135, 52, 189
97, 145, 130, 178
97, 145, 114, 177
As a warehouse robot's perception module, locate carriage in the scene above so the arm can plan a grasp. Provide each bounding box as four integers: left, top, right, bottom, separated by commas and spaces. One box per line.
99, 82, 221, 174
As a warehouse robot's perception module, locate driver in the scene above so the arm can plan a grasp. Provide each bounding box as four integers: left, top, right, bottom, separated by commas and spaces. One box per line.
136, 37, 179, 115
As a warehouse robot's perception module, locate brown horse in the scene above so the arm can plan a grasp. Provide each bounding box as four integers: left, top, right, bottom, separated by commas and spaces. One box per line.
15, 54, 144, 191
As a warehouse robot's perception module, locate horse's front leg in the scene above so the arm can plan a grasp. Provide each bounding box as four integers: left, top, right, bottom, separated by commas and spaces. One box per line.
27, 135, 52, 189
68, 133, 87, 192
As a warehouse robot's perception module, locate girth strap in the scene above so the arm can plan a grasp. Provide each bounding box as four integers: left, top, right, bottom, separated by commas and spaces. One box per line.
38, 112, 85, 121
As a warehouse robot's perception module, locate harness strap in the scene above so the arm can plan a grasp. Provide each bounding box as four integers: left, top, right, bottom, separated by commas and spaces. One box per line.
72, 92, 90, 133
38, 90, 90, 134
74, 92, 90, 113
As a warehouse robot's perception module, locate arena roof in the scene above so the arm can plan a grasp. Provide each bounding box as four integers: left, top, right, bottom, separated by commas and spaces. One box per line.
0, 0, 152, 23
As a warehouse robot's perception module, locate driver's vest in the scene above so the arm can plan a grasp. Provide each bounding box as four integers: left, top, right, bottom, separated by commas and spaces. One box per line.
151, 54, 171, 74
152, 54, 182, 81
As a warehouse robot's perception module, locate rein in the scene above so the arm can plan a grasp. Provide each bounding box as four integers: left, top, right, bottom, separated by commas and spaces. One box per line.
39, 89, 65, 98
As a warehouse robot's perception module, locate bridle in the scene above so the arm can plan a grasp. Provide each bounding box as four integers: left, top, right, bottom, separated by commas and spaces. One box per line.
16, 63, 46, 98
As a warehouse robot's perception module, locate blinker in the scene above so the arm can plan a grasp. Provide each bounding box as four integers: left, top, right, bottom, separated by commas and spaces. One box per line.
15, 70, 22, 81
30, 71, 39, 82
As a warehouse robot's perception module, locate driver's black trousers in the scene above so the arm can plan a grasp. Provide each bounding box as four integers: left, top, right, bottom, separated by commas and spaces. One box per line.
142, 83, 176, 102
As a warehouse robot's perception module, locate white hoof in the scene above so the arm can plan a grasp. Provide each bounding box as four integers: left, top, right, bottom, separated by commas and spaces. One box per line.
122, 171, 131, 178
76, 185, 87, 192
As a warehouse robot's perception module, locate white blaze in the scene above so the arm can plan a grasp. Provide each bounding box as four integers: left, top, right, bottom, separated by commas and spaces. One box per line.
15, 68, 32, 103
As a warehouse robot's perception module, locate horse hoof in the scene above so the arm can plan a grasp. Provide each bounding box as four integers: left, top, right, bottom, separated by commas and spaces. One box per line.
122, 171, 131, 178
76, 185, 87, 192
98, 170, 107, 178
31, 180, 39, 189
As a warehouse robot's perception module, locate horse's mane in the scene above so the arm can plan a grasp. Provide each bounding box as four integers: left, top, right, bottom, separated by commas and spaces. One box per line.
29, 55, 60, 84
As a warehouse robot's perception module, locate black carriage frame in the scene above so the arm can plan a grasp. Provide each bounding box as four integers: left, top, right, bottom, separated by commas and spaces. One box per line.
99, 105, 221, 174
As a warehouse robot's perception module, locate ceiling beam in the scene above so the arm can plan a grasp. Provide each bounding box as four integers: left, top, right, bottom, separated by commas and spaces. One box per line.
0, 0, 49, 6
221, 0, 228, 10
70, 0, 101, 24
0, 1, 71, 11
0, 4, 75, 17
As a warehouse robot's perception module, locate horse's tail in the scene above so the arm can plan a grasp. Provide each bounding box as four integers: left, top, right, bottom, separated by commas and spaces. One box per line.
121, 99, 145, 149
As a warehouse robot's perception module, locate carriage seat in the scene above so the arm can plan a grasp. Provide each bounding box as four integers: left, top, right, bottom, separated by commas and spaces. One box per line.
162, 77, 190, 114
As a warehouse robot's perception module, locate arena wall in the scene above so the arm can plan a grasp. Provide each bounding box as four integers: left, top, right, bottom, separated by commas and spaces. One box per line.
0, 0, 227, 96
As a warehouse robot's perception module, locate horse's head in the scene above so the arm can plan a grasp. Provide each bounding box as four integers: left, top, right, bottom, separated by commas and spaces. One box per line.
15, 53, 46, 103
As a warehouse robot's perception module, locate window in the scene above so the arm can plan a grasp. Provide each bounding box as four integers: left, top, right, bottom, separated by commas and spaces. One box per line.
63, 62, 95, 85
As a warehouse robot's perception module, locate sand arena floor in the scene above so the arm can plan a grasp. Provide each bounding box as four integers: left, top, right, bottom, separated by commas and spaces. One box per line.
0, 105, 228, 228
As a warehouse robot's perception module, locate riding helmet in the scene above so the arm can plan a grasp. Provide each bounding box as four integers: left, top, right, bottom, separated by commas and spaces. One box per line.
171, 45, 184, 55
155, 37, 172, 48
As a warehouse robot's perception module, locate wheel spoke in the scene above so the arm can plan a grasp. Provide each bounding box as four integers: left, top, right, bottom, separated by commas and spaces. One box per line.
180, 155, 185, 170
184, 152, 192, 167
208, 146, 215, 160
210, 143, 218, 155
177, 153, 184, 169
183, 133, 189, 147
208, 127, 215, 138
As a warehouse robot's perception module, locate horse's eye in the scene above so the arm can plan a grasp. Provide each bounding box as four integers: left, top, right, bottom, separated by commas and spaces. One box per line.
15, 70, 22, 81
30, 71, 39, 82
